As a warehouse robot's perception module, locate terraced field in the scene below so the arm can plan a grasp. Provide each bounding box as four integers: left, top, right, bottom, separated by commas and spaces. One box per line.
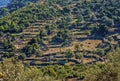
1, 0, 120, 81
13, 20, 49, 50
10, 1, 119, 67
16, 19, 106, 66
0, 0, 119, 67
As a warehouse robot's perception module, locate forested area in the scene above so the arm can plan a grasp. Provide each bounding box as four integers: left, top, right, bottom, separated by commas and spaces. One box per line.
0, 0, 120, 81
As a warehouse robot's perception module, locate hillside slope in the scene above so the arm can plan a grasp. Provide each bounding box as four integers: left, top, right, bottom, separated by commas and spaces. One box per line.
0, 0, 120, 80
0, 0, 120, 65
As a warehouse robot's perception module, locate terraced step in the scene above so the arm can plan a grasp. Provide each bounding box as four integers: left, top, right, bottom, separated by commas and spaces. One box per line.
13, 19, 54, 50
22, 32, 40, 35
14, 45, 25, 49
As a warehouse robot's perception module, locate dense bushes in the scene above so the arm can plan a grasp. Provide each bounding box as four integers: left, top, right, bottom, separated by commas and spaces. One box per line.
0, 1, 61, 33
0, 58, 58, 81
56, 29, 73, 43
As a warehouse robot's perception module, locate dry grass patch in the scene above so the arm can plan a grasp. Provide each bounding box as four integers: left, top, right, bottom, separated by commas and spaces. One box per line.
74, 39, 102, 51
